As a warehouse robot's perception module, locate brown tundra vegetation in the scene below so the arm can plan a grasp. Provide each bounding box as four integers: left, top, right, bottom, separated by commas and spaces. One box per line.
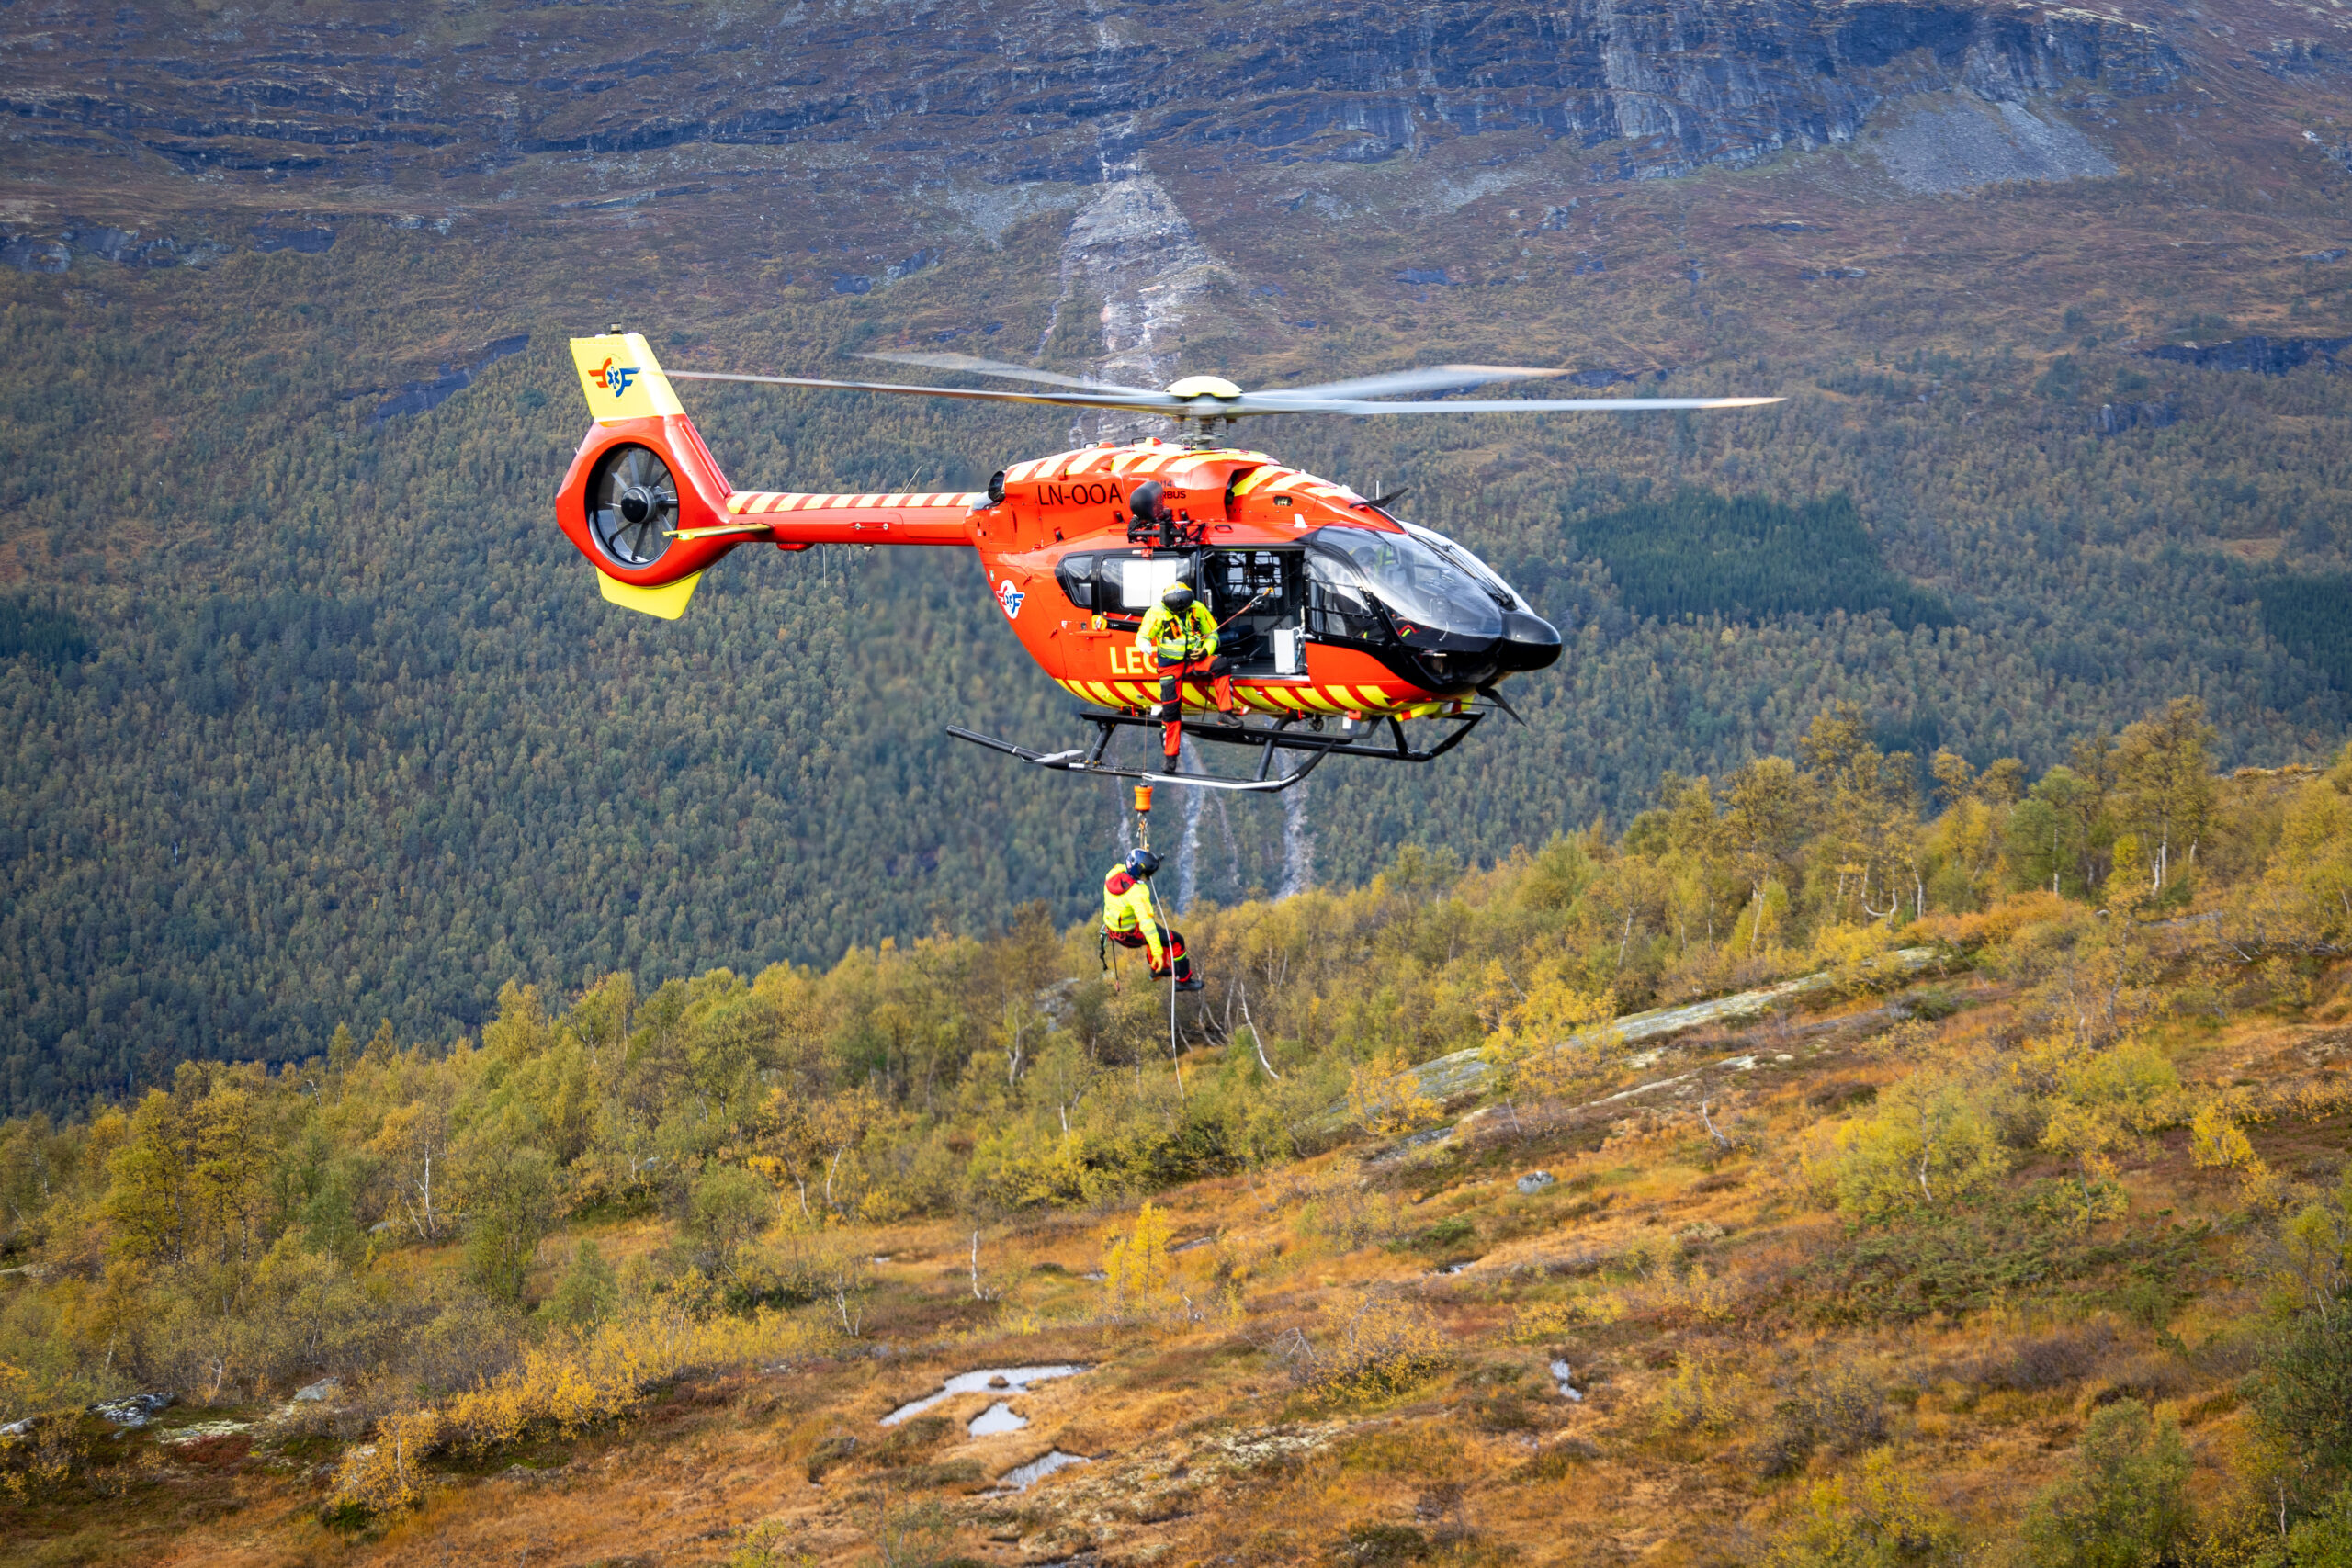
4, 696, 2352, 1567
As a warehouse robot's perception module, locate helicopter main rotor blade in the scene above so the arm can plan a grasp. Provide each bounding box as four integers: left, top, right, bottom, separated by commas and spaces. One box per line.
668, 369, 1192, 417
857, 350, 1159, 398
1261, 394, 1786, 415
669, 369, 1783, 420
1248, 364, 1577, 403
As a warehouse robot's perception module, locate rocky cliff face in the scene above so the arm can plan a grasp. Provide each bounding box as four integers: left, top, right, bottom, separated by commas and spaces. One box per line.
3, 0, 2185, 198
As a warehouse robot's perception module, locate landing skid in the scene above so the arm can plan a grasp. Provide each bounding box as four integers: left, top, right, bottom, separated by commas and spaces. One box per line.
946, 706, 1486, 794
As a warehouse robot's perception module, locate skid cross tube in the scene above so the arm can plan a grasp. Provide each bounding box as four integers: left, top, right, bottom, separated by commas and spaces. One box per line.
944, 705, 1487, 794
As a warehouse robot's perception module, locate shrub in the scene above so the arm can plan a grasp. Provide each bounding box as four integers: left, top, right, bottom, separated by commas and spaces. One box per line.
1333, 1523, 1432, 1565
2189, 1098, 2262, 1174
326, 1303, 829, 1515
2280, 1483, 2352, 1567
1295, 1158, 1408, 1253
2255, 1302, 2352, 1506
1752, 1363, 1890, 1476
2019, 1399, 2192, 1568
1344, 1048, 1441, 1135
545, 1239, 619, 1328
1763, 1449, 1960, 1567
1818, 1065, 2010, 1224
1651, 1353, 1739, 1436
1282, 1291, 1452, 1404
1959, 1322, 2120, 1392
688, 1167, 773, 1279
327, 1406, 443, 1517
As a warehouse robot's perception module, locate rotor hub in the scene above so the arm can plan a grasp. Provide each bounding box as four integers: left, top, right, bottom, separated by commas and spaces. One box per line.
1163, 374, 1243, 400
618, 486, 657, 525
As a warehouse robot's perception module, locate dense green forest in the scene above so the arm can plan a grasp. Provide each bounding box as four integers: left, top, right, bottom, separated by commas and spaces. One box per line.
2264, 574, 2352, 694
0, 223, 2346, 1113
1567, 491, 1955, 631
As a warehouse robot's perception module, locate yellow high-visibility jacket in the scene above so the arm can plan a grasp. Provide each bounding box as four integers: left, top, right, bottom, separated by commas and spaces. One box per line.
1102, 864, 1168, 967
1136, 600, 1217, 667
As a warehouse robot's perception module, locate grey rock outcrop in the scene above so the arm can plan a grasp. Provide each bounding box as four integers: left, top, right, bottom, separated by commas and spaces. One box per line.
0, 0, 2186, 193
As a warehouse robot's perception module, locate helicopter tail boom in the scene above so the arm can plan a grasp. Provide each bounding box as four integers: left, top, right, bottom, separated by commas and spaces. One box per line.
557, 332, 988, 618
727, 489, 987, 547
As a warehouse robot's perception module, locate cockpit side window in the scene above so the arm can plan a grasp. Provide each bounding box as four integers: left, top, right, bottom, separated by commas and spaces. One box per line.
1306, 529, 1504, 641
1305, 550, 1391, 644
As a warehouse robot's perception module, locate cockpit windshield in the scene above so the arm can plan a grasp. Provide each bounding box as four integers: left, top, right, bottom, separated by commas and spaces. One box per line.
1306, 528, 1504, 640
1401, 523, 1524, 612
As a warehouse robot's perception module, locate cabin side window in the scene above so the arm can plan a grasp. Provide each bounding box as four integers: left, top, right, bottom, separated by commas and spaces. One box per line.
1053, 554, 1099, 610
1054, 554, 1193, 618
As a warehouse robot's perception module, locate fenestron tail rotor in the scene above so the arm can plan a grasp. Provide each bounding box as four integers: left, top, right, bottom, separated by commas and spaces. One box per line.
587, 445, 678, 568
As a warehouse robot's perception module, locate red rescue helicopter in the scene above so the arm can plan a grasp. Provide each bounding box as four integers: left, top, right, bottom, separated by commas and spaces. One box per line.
553, 329, 1778, 791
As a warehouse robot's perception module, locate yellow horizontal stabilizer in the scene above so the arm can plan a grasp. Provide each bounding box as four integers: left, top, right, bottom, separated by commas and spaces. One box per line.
570, 331, 686, 423
596, 568, 703, 620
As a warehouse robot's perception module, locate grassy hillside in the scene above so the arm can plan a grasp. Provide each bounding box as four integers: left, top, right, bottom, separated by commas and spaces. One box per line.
1, 709, 2348, 1562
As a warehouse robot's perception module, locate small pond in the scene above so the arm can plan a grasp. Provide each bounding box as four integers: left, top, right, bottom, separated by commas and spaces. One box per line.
997, 1449, 1091, 1491
968, 1402, 1027, 1436
879, 1365, 1086, 1427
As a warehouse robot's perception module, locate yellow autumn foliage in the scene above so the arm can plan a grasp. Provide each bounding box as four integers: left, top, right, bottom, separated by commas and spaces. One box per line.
326, 1407, 442, 1516
329, 1304, 830, 1515
1101, 1200, 1179, 1320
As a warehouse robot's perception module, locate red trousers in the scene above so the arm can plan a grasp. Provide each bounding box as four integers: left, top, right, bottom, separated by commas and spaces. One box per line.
1105, 925, 1192, 983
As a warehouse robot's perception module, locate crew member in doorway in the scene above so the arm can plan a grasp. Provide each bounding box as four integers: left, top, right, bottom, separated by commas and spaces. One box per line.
1137, 580, 1240, 769
1102, 849, 1203, 990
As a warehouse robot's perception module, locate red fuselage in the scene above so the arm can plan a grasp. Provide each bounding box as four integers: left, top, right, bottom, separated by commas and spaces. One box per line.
555, 420, 1561, 721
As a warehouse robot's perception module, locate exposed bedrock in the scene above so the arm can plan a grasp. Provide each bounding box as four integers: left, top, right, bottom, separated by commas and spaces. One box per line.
3, 0, 2186, 188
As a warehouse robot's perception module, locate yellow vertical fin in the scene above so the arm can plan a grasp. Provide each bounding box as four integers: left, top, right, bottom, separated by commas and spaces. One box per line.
569, 331, 685, 423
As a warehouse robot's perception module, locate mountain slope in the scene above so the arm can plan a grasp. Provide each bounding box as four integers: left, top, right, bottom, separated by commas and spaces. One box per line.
0, 0, 2349, 1106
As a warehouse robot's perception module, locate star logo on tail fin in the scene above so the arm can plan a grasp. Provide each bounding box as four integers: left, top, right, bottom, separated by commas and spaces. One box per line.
593, 358, 639, 398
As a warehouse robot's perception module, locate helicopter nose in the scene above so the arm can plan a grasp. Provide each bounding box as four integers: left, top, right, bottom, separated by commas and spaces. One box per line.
1494, 609, 1562, 672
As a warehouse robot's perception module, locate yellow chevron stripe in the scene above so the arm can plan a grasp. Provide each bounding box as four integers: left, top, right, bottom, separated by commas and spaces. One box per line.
1231, 467, 1284, 496
1356, 685, 1391, 709
1302, 689, 1346, 715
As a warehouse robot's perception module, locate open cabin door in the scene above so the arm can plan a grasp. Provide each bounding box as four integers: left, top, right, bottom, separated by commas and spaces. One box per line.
1199, 548, 1306, 677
